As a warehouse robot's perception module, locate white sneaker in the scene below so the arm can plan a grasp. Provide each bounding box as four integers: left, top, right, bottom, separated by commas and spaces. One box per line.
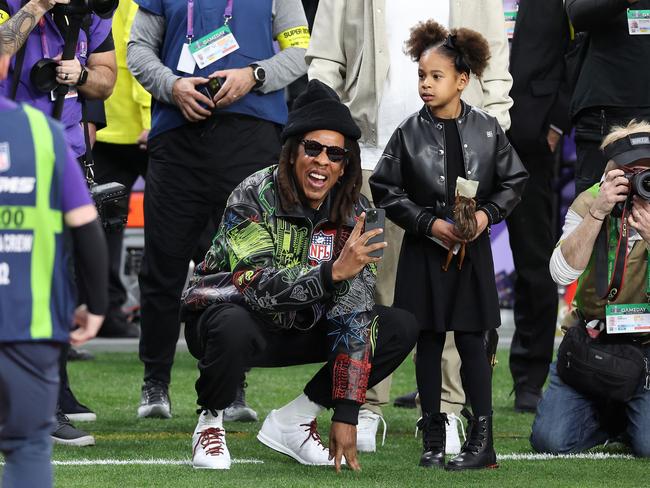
445, 413, 464, 455
356, 409, 387, 452
191, 411, 231, 470
257, 409, 336, 466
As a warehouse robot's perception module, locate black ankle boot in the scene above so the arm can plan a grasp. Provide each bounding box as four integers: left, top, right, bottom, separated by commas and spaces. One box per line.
445, 410, 498, 471
417, 412, 447, 468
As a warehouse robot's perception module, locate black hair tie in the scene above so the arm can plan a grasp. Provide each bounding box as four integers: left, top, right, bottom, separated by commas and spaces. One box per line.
442, 34, 471, 75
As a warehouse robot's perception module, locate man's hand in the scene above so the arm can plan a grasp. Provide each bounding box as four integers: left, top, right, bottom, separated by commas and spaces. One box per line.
172, 77, 214, 122
56, 56, 83, 86
628, 196, 650, 242
547, 127, 562, 153
137, 129, 149, 151
210, 67, 256, 108
331, 213, 386, 282
328, 421, 361, 473
431, 219, 464, 248
31, 0, 69, 15
590, 168, 629, 220
69, 305, 103, 346
471, 210, 489, 241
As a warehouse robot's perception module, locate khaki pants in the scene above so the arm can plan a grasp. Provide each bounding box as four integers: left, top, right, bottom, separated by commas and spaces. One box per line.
360, 170, 464, 417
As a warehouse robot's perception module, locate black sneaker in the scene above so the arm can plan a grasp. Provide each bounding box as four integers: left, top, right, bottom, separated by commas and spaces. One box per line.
60, 385, 97, 422
223, 382, 258, 422
67, 347, 95, 361
52, 409, 95, 446
394, 390, 418, 409
137, 380, 172, 419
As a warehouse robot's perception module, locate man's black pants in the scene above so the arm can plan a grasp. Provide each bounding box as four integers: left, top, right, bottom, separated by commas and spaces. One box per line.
139, 115, 281, 384
184, 304, 420, 415
93, 142, 148, 318
506, 149, 558, 394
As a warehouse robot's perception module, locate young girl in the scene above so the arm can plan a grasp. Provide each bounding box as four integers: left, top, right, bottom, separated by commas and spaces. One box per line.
370, 21, 527, 470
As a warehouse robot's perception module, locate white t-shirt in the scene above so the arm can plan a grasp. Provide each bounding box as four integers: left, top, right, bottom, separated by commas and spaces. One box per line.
360, 2, 450, 171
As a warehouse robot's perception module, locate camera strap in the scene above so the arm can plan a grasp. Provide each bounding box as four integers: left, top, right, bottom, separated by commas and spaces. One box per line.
596, 209, 631, 302
80, 100, 96, 186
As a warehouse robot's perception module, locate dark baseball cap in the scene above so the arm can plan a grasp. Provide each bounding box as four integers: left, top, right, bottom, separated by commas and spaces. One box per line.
603, 132, 650, 166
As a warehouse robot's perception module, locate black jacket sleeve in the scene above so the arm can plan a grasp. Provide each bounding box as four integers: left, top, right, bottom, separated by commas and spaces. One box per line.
566, 0, 630, 31
369, 129, 437, 236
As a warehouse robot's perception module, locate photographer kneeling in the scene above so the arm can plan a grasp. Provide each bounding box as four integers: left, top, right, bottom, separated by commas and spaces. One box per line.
531, 121, 650, 457
180, 80, 419, 471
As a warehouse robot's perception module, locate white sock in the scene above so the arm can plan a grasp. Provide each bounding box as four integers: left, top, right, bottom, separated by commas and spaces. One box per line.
274, 394, 324, 423
197, 409, 224, 430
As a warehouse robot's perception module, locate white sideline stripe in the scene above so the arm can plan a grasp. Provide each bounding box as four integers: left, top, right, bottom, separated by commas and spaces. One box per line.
1, 458, 264, 467
498, 453, 634, 461
1, 453, 635, 467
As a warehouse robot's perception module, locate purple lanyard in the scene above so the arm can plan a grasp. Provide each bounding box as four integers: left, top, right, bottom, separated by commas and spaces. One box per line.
39, 17, 51, 58
187, 0, 233, 41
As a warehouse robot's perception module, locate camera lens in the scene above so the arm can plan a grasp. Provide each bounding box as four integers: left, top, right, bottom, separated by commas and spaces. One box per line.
631, 169, 650, 201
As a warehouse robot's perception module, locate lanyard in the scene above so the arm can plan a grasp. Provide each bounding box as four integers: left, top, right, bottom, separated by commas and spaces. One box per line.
606, 213, 650, 302
186, 0, 233, 41
39, 17, 51, 58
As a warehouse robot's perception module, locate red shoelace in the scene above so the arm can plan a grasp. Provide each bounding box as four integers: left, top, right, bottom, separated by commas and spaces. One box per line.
299, 419, 326, 450
194, 427, 225, 457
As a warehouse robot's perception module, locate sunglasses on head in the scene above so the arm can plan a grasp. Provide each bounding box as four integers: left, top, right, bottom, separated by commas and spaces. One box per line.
300, 139, 349, 163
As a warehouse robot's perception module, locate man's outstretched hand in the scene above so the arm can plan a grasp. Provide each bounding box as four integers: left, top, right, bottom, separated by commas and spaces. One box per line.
329, 421, 361, 473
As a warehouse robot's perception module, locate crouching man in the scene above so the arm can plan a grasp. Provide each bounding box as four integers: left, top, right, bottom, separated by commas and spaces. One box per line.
180, 80, 420, 471
531, 121, 650, 457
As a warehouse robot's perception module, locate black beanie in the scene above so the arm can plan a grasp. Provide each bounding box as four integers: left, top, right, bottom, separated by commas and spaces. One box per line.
281, 79, 361, 143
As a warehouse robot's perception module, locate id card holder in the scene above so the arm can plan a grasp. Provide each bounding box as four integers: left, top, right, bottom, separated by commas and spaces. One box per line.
177, 42, 197, 74
50, 86, 78, 102
189, 24, 239, 69
606, 303, 650, 334
628, 9, 650, 35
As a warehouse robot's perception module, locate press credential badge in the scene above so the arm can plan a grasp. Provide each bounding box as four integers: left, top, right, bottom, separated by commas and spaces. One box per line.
189, 25, 239, 69
628, 9, 650, 35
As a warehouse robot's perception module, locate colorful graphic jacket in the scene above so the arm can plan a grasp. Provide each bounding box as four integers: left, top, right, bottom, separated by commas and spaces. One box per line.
181, 165, 378, 409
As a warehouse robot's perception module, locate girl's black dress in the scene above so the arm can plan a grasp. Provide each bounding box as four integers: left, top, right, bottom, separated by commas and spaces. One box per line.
393, 117, 500, 332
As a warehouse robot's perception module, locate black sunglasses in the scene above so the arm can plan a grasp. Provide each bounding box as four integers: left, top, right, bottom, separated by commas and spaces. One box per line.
300, 139, 349, 163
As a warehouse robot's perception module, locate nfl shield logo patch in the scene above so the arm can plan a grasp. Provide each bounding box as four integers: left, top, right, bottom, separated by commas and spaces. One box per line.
309, 231, 334, 263
0, 142, 10, 173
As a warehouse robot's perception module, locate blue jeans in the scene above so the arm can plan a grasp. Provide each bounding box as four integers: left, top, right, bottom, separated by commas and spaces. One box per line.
530, 353, 650, 457
0, 342, 61, 488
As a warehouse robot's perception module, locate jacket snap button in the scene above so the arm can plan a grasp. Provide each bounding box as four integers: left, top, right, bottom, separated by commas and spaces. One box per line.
441, 202, 446, 207
436, 123, 443, 130
439, 175, 445, 181
467, 170, 472, 175
439, 149, 444, 155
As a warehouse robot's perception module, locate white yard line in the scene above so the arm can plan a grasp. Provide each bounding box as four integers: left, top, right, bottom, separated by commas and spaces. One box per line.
1, 452, 637, 467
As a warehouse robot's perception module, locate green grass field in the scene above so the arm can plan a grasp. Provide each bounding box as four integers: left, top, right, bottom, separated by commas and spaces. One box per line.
22, 350, 650, 487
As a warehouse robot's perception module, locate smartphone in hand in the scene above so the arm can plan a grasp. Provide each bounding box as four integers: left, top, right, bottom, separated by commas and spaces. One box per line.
364, 208, 386, 258
197, 77, 225, 102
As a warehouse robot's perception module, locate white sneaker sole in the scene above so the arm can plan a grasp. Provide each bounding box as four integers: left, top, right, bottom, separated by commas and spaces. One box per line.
192, 461, 231, 470
137, 404, 172, 419
257, 430, 333, 466
52, 434, 95, 447
65, 412, 97, 422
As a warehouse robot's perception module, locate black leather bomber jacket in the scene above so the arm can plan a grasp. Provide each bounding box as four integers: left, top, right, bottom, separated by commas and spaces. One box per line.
369, 103, 528, 235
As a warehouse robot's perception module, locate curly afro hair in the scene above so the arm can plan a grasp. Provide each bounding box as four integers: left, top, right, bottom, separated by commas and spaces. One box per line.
405, 20, 491, 78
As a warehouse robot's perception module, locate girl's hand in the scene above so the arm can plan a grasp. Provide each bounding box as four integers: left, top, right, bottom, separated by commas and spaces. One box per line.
471, 210, 489, 241
431, 219, 464, 248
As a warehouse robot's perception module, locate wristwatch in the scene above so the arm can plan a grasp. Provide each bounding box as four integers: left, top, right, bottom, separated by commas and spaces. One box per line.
250, 63, 266, 90
76, 66, 89, 87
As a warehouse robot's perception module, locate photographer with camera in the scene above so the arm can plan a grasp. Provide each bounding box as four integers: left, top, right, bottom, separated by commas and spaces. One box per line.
531, 120, 650, 457
0, 0, 116, 445
127, 0, 310, 419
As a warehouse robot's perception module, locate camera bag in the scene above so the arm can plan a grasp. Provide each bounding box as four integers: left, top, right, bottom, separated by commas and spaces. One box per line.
557, 324, 646, 403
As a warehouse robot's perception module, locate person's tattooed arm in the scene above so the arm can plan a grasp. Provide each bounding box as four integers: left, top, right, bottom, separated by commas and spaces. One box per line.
0, 0, 57, 56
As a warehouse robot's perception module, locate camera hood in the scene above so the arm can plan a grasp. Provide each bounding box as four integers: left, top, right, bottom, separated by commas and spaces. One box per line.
603, 132, 650, 166
30, 58, 59, 93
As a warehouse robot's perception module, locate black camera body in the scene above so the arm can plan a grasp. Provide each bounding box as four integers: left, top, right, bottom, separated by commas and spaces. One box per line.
90, 182, 129, 233
612, 168, 650, 217
52, 0, 117, 18
197, 77, 225, 101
